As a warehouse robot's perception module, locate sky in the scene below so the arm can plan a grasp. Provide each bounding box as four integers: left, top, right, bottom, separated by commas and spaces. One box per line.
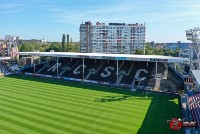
0, 0, 200, 43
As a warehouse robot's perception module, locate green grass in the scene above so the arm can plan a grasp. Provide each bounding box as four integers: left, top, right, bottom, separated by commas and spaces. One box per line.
0, 75, 182, 134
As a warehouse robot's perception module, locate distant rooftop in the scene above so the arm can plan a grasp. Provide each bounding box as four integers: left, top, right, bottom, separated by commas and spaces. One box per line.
83, 21, 144, 26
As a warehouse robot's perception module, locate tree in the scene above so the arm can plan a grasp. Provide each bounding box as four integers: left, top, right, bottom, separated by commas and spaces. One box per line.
67, 34, 69, 49
173, 49, 180, 57
62, 34, 66, 52
49, 42, 62, 52
19, 39, 23, 45
66, 42, 80, 52
20, 43, 34, 52
34, 43, 40, 51
133, 43, 180, 57
154, 48, 164, 55
145, 49, 154, 55
134, 49, 144, 55
40, 44, 50, 52
70, 37, 72, 45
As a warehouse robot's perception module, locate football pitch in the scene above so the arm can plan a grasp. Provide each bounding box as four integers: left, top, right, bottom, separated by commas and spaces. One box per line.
0, 75, 182, 134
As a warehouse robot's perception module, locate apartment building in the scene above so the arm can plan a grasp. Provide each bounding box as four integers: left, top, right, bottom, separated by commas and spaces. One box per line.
5, 35, 21, 47
80, 21, 145, 53
0, 42, 18, 59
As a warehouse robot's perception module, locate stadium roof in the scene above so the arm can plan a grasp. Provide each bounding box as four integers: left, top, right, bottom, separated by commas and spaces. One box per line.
18, 52, 189, 63
191, 70, 200, 86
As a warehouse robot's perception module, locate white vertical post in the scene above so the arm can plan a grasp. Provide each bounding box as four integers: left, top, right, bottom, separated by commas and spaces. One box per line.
34, 57, 35, 74
174, 63, 176, 70
83, 58, 85, 81
155, 61, 157, 78
57, 56, 58, 77
117, 60, 119, 86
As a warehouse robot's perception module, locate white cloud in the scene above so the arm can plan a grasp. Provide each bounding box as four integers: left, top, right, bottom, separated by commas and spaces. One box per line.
45, 0, 144, 23
0, 3, 24, 14
1, 0, 200, 42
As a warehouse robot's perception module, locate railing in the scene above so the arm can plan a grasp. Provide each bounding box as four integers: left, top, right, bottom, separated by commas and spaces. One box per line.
168, 63, 184, 81
177, 65, 184, 74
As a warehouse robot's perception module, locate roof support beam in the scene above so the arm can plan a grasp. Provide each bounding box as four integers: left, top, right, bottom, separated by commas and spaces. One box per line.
155, 61, 157, 78
83, 58, 85, 81
117, 60, 119, 86
34, 58, 35, 74
56, 56, 59, 78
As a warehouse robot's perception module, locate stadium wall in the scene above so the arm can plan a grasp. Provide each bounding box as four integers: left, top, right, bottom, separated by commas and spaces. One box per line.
24, 72, 134, 89
24, 72, 182, 93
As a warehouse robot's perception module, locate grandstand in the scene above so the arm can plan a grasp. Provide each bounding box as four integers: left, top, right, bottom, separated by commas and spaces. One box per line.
20, 52, 188, 93
1, 52, 198, 133
186, 77, 200, 133
188, 91, 200, 126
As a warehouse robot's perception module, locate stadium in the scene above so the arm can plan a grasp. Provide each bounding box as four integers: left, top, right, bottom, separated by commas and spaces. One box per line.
0, 52, 199, 134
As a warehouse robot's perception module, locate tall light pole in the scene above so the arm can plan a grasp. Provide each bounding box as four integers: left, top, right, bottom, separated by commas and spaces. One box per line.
186, 27, 200, 70
144, 22, 146, 55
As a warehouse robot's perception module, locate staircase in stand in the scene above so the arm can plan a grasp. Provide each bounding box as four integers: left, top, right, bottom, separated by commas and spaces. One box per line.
154, 78, 161, 91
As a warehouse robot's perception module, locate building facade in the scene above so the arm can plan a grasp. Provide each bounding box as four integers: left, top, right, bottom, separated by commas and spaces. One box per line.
4, 35, 47, 45
80, 22, 145, 53
21, 39, 47, 44
0, 35, 20, 60
163, 41, 192, 58
164, 41, 191, 50
0, 42, 18, 60
5, 35, 21, 47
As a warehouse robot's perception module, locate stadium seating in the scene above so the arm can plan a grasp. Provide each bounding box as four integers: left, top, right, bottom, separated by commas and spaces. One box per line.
60, 58, 83, 79
23, 60, 56, 75
0, 62, 11, 74
119, 61, 138, 85
188, 92, 200, 104
88, 59, 117, 83
190, 101, 200, 127
21, 58, 184, 92
83, 59, 107, 80
137, 62, 156, 87
160, 67, 184, 92
188, 91, 200, 127
58, 58, 77, 77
